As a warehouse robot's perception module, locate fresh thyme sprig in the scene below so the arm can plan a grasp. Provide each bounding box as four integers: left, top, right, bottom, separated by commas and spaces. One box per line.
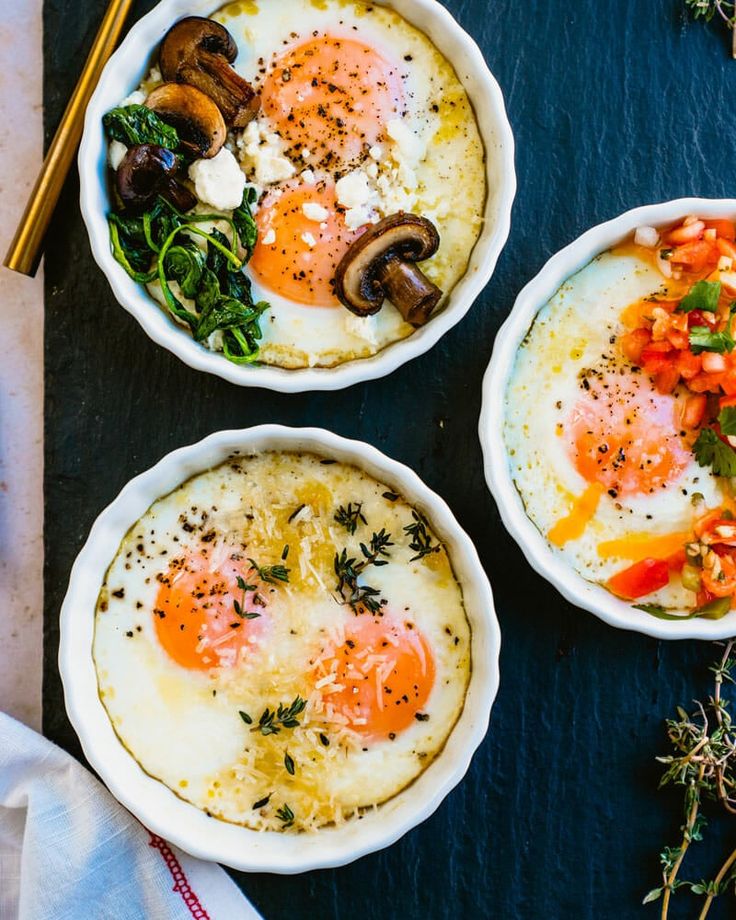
248, 557, 290, 584
334, 529, 393, 614
644, 640, 736, 917
251, 696, 306, 736
233, 575, 260, 619
334, 502, 367, 535
276, 803, 295, 827
685, 0, 736, 57
404, 510, 441, 561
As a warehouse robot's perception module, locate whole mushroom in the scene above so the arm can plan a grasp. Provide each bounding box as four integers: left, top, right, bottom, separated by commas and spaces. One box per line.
334, 213, 443, 326
145, 83, 226, 159
159, 17, 260, 128
116, 144, 197, 213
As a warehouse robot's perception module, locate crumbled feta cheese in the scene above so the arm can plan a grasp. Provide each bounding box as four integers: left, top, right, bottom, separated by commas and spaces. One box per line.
301, 231, 317, 248
302, 148, 311, 159
108, 140, 128, 171
386, 118, 426, 163
236, 118, 296, 186
366, 161, 378, 179
634, 226, 660, 248
335, 170, 372, 210
369, 145, 383, 161
302, 202, 329, 222
188, 148, 246, 211
344, 313, 379, 346
262, 229, 276, 245
120, 89, 147, 107
301, 169, 316, 185
344, 206, 373, 230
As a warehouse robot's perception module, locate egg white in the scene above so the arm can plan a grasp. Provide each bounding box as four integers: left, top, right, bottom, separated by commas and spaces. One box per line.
93, 452, 471, 831
505, 251, 728, 611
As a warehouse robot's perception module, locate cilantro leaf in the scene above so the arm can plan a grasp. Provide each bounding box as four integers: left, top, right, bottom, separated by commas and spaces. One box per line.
677, 280, 722, 313
693, 427, 736, 477
689, 325, 736, 354
719, 406, 736, 436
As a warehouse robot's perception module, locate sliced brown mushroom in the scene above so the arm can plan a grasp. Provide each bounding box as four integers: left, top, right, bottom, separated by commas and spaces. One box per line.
116, 144, 197, 213
145, 83, 226, 159
159, 17, 260, 128
334, 213, 443, 326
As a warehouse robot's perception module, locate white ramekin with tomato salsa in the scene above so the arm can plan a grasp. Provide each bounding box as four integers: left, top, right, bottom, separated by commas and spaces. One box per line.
481, 199, 736, 639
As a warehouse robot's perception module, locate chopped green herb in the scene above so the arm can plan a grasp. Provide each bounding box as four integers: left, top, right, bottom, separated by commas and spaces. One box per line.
334, 530, 393, 614
719, 406, 736, 436
404, 510, 441, 561
677, 280, 722, 313
276, 803, 295, 827
689, 325, 735, 354
239, 710, 253, 725
693, 427, 736, 477
248, 558, 290, 584
288, 504, 306, 523
334, 502, 367, 535
252, 794, 271, 810
284, 751, 295, 775
253, 697, 307, 736
319, 732, 330, 747
233, 575, 260, 619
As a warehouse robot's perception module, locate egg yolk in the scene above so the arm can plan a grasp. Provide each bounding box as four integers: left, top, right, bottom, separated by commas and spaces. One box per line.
565, 371, 690, 497
319, 616, 435, 740
154, 553, 264, 670
261, 35, 404, 169
250, 179, 361, 305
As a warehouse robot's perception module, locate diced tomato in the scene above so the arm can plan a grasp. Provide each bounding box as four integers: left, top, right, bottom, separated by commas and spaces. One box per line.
706, 219, 736, 241
676, 350, 702, 380
670, 240, 720, 273
620, 327, 651, 365
721, 371, 736, 396
666, 221, 705, 245
655, 364, 681, 394
666, 331, 689, 350
702, 553, 736, 597
680, 394, 707, 428
608, 558, 670, 600
688, 372, 724, 393
717, 238, 736, 261
687, 309, 717, 330
641, 342, 675, 373
667, 548, 687, 572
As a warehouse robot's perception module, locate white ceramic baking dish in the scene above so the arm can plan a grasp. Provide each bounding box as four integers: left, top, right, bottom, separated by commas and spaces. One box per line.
59, 425, 500, 871
77, 0, 516, 391
480, 198, 736, 640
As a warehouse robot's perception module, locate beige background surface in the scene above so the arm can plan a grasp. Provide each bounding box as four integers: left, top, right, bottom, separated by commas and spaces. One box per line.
0, 0, 44, 730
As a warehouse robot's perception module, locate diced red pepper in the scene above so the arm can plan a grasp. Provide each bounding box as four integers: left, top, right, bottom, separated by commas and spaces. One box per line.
676, 350, 702, 380
655, 364, 681, 394
680, 394, 707, 429
641, 342, 675, 373
706, 219, 736, 241
666, 221, 705, 245
702, 553, 736, 597
620, 327, 651, 365
669, 240, 720, 273
667, 548, 687, 572
608, 558, 670, 600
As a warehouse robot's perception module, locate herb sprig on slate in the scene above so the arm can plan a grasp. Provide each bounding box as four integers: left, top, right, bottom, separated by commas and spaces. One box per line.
404, 510, 441, 561
334, 502, 367, 535
644, 640, 736, 916
685, 1, 736, 57
334, 529, 393, 614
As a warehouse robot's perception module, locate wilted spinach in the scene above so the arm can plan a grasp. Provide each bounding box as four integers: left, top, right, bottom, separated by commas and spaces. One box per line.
107, 190, 269, 364
103, 104, 180, 150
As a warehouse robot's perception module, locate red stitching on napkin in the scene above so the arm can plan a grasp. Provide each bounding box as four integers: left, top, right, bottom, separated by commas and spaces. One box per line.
149, 833, 211, 919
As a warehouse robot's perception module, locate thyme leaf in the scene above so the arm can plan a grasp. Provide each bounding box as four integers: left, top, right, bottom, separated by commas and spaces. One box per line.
334, 502, 367, 535
404, 510, 441, 561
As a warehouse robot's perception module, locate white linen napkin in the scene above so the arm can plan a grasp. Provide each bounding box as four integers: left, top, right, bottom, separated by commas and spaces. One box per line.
0, 712, 261, 920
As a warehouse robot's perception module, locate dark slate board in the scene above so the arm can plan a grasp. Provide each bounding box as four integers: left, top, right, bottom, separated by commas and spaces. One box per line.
42, 1, 736, 917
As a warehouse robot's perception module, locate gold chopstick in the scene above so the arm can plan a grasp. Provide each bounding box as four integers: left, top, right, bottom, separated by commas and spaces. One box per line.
4, 0, 134, 277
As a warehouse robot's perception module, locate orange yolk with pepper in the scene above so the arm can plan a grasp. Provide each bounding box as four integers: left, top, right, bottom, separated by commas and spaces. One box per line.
318, 616, 435, 740
565, 371, 690, 497
154, 553, 264, 670
250, 180, 361, 305
261, 35, 404, 169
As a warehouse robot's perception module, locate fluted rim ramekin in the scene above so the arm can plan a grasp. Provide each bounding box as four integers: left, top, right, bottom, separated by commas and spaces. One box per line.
78, 0, 516, 391
480, 198, 736, 640
59, 426, 500, 871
